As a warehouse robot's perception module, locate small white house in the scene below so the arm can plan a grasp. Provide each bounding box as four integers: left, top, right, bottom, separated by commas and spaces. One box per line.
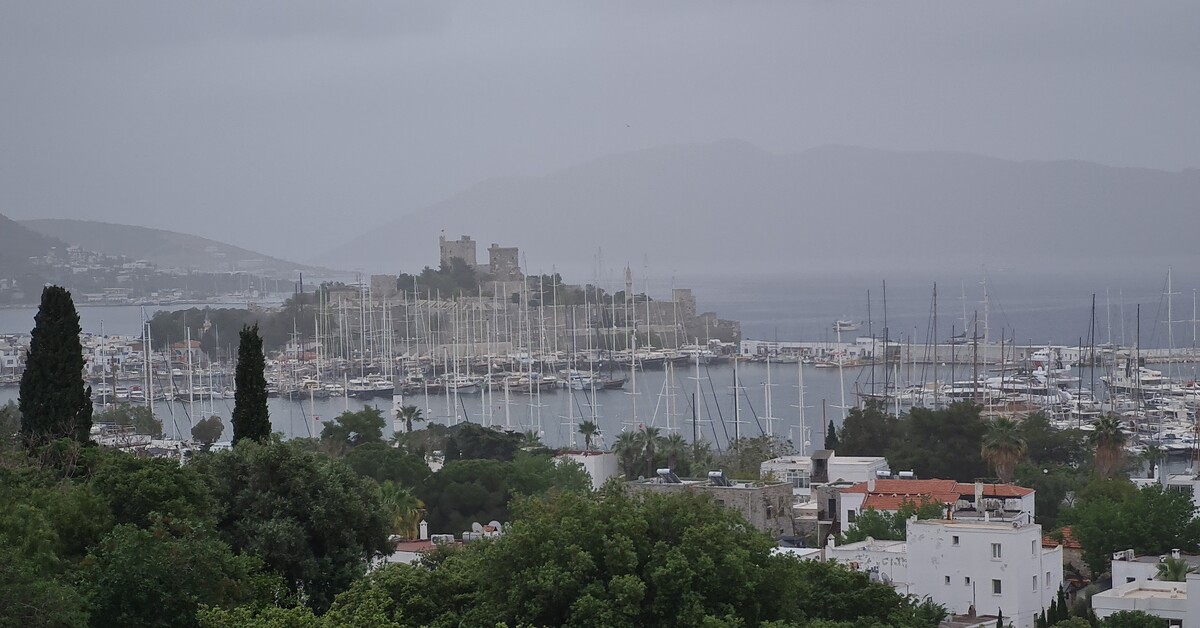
1112, 549, 1200, 585
906, 518, 1063, 628
1091, 576, 1193, 626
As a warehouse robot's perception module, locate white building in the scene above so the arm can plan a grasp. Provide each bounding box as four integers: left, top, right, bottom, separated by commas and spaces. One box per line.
761, 449, 890, 502
907, 518, 1063, 628
826, 537, 909, 593
1091, 576, 1193, 627
822, 517, 1064, 628
556, 451, 619, 490
1112, 549, 1200, 585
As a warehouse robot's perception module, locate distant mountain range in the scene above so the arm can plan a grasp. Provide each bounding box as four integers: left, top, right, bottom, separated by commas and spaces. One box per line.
21, 219, 334, 279
320, 141, 1200, 276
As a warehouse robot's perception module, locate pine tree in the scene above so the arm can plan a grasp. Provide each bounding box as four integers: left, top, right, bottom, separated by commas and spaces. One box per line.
1054, 587, 1068, 622
18, 285, 92, 448
231, 324, 270, 445
825, 420, 840, 450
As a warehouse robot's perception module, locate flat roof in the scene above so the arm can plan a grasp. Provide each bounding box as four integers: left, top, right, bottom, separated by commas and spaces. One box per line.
831, 538, 907, 552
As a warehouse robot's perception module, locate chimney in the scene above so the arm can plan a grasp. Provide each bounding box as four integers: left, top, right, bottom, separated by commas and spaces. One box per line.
975, 481, 984, 509
867, 477, 876, 492
419, 520, 429, 541
1173, 549, 1182, 559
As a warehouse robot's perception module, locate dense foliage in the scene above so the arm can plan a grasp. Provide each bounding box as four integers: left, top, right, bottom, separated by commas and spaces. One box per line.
19, 285, 93, 448
200, 488, 942, 628
147, 291, 323, 353
189, 439, 391, 612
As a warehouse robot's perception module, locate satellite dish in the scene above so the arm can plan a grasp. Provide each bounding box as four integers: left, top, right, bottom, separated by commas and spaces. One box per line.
489, 520, 503, 532
472, 522, 484, 533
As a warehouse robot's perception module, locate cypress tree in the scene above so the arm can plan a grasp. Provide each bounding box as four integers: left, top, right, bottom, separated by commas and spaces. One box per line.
231, 324, 270, 445
825, 420, 840, 450
19, 285, 92, 448
1054, 587, 1068, 622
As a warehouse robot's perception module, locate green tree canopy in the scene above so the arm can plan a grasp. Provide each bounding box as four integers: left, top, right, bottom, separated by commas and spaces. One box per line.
1099, 610, 1170, 627
444, 422, 521, 462
19, 285, 92, 448
837, 499, 946, 544
190, 439, 391, 612
837, 400, 896, 457
887, 403, 989, 482
79, 516, 282, 628
91, 452, 214, 528
343, 442, 431, 487
1062, 482, 1200, 575
192, 415, 225, 446
320, 407, 386, 450
300, 488, 932, 627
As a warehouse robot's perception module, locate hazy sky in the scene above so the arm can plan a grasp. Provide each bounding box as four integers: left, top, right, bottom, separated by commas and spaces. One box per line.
2, 1, 1198, 264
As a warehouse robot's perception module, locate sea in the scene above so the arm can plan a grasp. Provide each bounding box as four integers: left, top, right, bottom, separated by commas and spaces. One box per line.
2, 269, 1198, 450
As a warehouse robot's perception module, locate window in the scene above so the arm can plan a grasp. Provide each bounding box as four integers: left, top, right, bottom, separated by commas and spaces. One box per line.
964, 577, 971, 585
847, 510, 856, 523
1046, 571, 1051, 585
786, 470, 811, 489
1032, 540, 1037, 555
1033, 576, 1038, 591
945, 576, 951, 585
952, 535, 959, 546
991, 543, 1002, 559
992, 579, 1002, 595
1126, 577, 1136, 584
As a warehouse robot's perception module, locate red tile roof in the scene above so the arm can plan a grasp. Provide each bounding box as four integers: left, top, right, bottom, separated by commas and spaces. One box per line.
1042, 526, 1082, 550
843, 478, 1034, 510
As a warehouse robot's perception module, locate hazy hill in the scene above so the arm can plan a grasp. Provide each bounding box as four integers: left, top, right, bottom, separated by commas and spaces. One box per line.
21, 219, 330, 279
322, 141, 1200, 276
0, 213, 68, 272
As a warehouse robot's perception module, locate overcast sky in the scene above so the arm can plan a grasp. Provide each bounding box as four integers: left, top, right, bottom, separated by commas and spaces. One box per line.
2, 1, 1198, 264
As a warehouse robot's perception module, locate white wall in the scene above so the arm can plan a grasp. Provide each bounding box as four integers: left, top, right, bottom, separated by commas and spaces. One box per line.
558, 452, 619, 490
827, 540, 910, 594
1091, 580, 1189, 625
906, 520, 1062, 628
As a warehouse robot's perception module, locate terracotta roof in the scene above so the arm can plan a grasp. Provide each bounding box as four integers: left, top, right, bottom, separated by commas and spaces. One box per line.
842, 479, 1034, 500
842, 479, 958, 495
392, 540, 436, 552
1042, 526, 1082, 550
863, 494, 956, 510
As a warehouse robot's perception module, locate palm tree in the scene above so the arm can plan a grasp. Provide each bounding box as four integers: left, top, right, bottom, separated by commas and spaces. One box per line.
520, 429, 544, 449
379, 480, 424, 540
1156, 556, 1196, 581
980, 418, 1027, 483
578, 420, 600, 451
659, 433, 688, 474
1092, 415, 1127, 478
637, 426, 664, 478
613, 431, 642, 478
1141, 444, 1165, 479
396, 405, 424, 434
